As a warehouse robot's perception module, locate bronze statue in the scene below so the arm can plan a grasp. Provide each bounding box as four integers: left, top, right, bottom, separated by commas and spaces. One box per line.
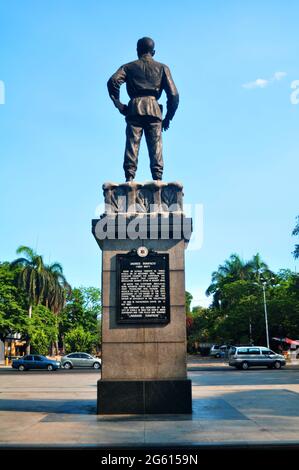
107, 37, 179, 181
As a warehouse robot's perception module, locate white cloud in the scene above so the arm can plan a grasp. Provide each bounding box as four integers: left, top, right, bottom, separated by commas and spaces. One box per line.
273, 71, 287, 81
242, 78, 269, 89
242, 71, 287, 90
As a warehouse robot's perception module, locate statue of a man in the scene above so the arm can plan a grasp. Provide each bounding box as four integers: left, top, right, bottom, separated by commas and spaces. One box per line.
107, 37, 179, 181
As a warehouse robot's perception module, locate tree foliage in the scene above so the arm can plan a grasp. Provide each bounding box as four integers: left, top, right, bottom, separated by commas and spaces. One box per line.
206, 253, 272, 309
11, 245, 71, 314
64, 326, 97, 354
60, 287, 101, 334
188, 254, 299, 350
0, 262, 28, 342
0, 246, 102, 355
60, 286, 101, 352
10, 246, 71, 353
29, 305, 58, 354
292, 216, 299, 259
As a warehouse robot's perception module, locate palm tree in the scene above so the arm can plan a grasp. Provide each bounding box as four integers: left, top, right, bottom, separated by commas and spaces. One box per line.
206, 254, 250, 307
46, 263, 71, 313
292, 216, 299, 259
46, 262, 71, 355
247, 253, 272, 283
11, 246, 48, 353
206, 253, 270, 307
11, 246, 71, 355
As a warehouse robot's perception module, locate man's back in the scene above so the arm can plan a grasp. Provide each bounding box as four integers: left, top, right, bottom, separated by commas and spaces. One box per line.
122, 55, 168, 100
107, 37, 179, 181
107, 53, 178, 120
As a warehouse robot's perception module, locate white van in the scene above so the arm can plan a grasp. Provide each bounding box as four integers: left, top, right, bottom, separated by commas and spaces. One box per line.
229, 346, 286, 370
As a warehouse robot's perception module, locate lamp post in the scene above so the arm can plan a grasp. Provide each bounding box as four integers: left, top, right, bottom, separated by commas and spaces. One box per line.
261, 282, 270, 349
254, 277, 274, 349
249, 317, 253, 345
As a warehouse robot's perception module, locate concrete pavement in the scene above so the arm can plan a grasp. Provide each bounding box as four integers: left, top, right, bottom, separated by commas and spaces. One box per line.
1, 364, 299, 447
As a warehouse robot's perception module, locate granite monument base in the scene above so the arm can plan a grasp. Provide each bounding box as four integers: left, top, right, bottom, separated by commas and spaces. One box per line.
92, 182, 193, 415
97, 378, 192, 414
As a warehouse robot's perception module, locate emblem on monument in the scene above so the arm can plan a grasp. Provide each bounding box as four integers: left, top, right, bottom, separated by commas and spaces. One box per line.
137, 246, 149, 257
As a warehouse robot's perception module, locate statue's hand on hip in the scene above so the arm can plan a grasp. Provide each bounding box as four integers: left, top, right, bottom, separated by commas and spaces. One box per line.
162, 117, 170, 131
112, 96, 128, 116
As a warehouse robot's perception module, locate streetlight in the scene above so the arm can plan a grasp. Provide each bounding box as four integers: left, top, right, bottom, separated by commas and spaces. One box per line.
249, 317, 253, 345
254, 276, 275, 349
261, 282, 270, 349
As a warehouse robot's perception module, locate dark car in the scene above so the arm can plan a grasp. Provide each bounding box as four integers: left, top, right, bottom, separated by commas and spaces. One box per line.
12, 355, 61, 371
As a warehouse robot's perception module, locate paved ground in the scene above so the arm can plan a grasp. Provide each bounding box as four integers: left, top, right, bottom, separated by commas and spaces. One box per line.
1, 359, 299, 447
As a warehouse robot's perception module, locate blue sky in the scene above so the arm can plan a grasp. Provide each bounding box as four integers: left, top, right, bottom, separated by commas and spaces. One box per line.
0, 0, 298, 307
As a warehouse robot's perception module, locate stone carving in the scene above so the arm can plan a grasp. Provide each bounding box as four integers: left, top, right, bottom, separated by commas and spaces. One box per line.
161, 183, 183, 212
102, 181, 183, 214
110, 185, 127, 213
135, 186, 155, 213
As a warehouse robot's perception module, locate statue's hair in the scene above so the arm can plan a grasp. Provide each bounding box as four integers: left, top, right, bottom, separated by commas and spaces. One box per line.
137, 37, 155, 55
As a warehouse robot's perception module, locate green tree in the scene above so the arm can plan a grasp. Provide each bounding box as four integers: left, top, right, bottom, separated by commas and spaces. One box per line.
11, 246, 48, 321
60, 286, 101, 352
206, 253, 270, 309
292, 216, 299, 259
45, 262, 71, 354
266, 270, 299, 340
11, 246, 70, 354
185, 291, 193, 314
206, 253, 250, 308
216, 280, 263, 344
64, 326, 97, 354
0, 262, 28, 343
46, 262, 71, 313
187, 306, 211, 353
202, 254, 299, 347
247, 253, 272, 282
29, 305, 58, 355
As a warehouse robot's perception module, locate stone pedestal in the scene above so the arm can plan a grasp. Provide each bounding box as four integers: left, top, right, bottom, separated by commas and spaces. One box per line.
92, 181, 192, 414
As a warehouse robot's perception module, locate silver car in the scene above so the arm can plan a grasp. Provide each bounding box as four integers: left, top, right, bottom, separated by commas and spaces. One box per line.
61, 352, 101, 369
229, 346, 286, 370
210, 344, 228, 358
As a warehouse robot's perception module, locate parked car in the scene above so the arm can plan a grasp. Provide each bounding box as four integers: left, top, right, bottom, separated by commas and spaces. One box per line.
209, 344, 228, 358
12, 355, 61, 371
61, 352, 101, 369
228, 346, 286, 370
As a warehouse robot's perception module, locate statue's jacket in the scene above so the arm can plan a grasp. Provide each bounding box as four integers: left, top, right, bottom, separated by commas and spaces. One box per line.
107, 53, 179, 122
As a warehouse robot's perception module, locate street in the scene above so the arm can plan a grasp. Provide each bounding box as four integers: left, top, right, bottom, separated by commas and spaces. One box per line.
0, 367, 100, 375
1, 363, 299, 446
